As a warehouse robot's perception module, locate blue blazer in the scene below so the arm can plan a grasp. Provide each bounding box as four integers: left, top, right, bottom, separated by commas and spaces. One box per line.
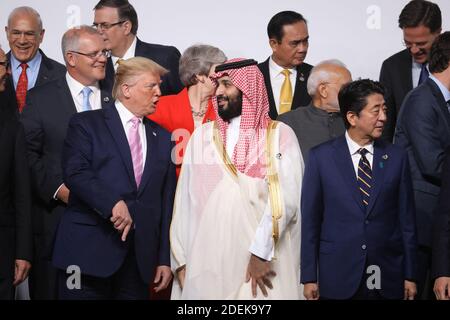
301, 135, 418, 299
394, 78, 450, 247
52, 104, 176, 284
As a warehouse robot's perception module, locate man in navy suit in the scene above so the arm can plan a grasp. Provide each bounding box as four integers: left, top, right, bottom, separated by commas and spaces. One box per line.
395, 31, 450, 299
21, 25, 112, 299
4, 6, 66, 115
301, 79, 418, 300
52, 57, 176, 299
93, 0, 183, 96
258, 11, 313, 119
379, 0, 441, 142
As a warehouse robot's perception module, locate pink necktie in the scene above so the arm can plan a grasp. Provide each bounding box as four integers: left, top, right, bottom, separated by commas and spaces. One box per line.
128, 117, 143, 187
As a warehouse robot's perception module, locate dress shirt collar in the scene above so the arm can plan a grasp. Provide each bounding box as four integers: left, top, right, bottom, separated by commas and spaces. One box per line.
65, 72, 100, 98
345, 131, 374, 156
115, 99, 143, 127
11, 50, 42, 73
269, 56, 296, 76
112, 36, 137, 67
429, 74, 450, 103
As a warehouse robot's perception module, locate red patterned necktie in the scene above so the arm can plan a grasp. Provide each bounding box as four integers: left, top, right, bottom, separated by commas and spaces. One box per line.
16, 63, 29, 112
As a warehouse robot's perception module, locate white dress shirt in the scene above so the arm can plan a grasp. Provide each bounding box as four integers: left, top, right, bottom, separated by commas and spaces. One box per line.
345, 131, 374, 177
66, 72, 102, 112
115, 100, 147, 168
112, 36, 137, 71
269, 56, 297, 113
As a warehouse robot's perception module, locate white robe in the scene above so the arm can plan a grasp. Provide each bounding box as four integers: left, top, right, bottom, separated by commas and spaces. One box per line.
170, 121, 304, 300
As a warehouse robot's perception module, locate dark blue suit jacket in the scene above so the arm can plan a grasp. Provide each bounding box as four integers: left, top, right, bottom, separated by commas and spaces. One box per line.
52, 104, 176, 284
394, 78, 450, 247
103, 38, 183, 97
301, 135, 418, 299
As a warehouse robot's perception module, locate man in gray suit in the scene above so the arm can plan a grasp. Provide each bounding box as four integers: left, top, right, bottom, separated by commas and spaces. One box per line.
278, 60, 351, 163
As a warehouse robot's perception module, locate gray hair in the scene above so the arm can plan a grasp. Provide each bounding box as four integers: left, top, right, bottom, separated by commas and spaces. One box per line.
307, 59, 347, 96
61, 25, 101, 63
179, 44, 227, 87
8, 6, 43, 31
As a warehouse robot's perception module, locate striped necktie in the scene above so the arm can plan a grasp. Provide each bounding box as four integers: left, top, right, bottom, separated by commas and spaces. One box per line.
357, 148, 372, 207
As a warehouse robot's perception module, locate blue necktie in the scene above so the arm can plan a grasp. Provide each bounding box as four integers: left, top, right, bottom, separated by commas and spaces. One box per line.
81, 87, 92, 112
357, 148, 372, 207
418, 64, 429, 85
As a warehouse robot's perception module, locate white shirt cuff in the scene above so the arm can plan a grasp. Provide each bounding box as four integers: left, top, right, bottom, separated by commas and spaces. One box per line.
53, 183, 64, 200
249, 210, 274, 261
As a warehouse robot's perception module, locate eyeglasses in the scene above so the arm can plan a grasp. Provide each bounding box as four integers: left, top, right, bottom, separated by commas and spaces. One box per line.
403, 40, 430, 50
92, 20, 126, 31
9, 30, 40, 40
0, 59, 9, 68
69, 49, 111, 59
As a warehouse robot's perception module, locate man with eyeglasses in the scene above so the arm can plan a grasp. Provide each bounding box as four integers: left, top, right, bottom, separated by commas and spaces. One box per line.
93, 0, 183, 96
0, 45, 32, 300
258, 11, 313, 120
379, 0, 442, 142
4, 6, 66, 115
20, 25, 112, 300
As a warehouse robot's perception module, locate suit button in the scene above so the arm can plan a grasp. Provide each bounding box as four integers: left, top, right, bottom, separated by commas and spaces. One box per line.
362, 244, 367, 250
365, 220, 369, 225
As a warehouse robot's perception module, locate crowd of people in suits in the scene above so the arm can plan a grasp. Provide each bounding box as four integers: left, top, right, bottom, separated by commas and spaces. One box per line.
1, 0, 450, 300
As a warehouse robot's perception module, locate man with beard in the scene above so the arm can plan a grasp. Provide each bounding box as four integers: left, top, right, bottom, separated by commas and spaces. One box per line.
20, 26, 112, 299
0, 46, 32, 300
170, 59, 304, 299
379, 0, 442, 141
4, 6, 66, 115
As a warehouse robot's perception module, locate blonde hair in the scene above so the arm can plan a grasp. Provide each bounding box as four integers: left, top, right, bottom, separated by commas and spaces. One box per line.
112, 57, 168, 99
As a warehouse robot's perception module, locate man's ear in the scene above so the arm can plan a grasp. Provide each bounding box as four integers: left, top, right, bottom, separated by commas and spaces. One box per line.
269, 38, 279, 52
346, 111, 357, 127
122, 20, 132, 36
121, 83, 131, 98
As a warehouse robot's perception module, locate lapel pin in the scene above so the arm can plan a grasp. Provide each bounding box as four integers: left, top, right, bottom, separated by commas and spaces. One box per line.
382, 154, 388, 160
276, 153, 282, 159
299, 73, 305, 82
103, 97, 110, 102
152, 131, 157, 136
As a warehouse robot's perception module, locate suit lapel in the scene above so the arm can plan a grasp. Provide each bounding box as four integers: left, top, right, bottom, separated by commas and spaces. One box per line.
291, 63, 308, 109
104, 106, 135, 187
366, 140, 387, 217
259, 59, 277, 119
137, 118, 156, 195
35, 50, 51, 86
99, 80, 113, 107
58, 78, 78, 115
332, 136, 365, 212
399, 50, 413, 102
